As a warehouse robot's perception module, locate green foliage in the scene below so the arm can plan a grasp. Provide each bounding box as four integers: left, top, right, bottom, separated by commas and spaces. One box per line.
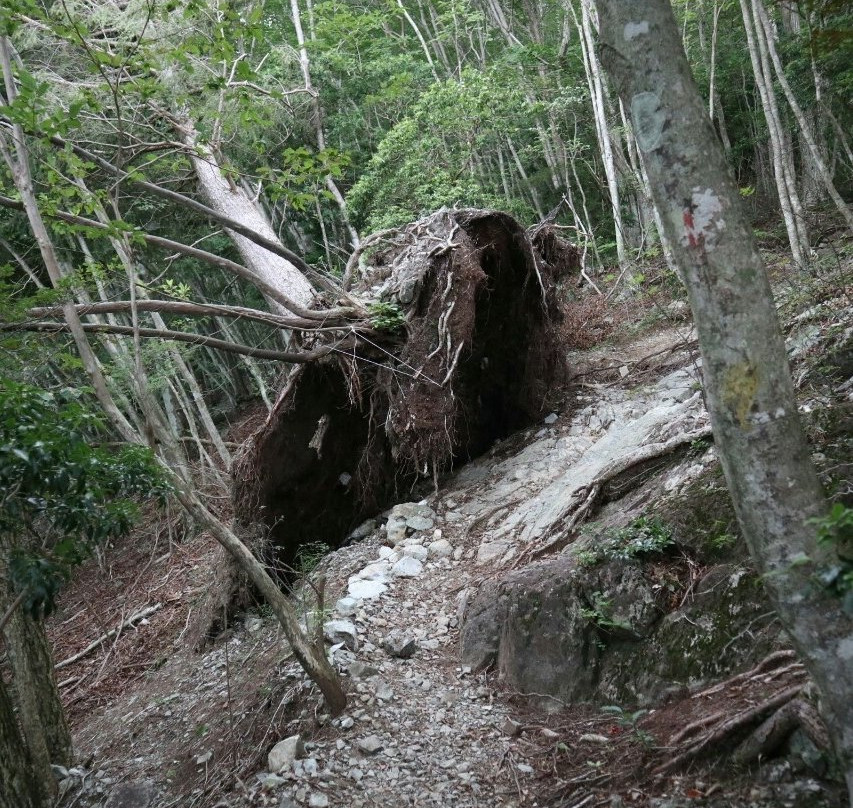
367, 301, 405, 333
579, 591, 629, 633
576, 517, 674, 567
0, 380, 170, 618
346, 69, 539, 232
294, 541, 331, 576
601, 705, 655, 747
811, 504, 853, 610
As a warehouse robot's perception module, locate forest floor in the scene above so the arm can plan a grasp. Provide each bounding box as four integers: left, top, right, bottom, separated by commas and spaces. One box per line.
47, 238, 851, 808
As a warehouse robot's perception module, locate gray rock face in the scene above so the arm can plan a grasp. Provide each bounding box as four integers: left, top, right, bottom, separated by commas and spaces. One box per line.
476, 539, 511, 565
461, 558, 779, 706
268, 735, 305, 773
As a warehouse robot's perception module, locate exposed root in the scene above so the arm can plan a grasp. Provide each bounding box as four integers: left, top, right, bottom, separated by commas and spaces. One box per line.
733, 695, 830, 764
234, 209, 571, 568
521, 424, 713, 564
653, 684, 806, 775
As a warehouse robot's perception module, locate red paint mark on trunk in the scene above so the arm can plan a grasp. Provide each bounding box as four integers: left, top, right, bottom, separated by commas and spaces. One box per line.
683, 209, 699, 248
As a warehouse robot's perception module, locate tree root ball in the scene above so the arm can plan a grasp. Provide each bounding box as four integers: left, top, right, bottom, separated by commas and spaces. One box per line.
233, 209, 577, 569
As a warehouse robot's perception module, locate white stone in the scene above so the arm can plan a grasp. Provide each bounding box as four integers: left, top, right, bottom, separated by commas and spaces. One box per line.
428, 539, 453, 559
334, 597, 359, 617
401, 544, 428, 561
323, 620, 358, 651
268, 735, 304, 773
356, 561, 391, 582
391, 556, 423, 578
348, 579, 387, 600
385, 518, 408, 545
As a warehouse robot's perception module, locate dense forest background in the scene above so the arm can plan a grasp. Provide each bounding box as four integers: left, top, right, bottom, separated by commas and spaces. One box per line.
1, 0, 850, 442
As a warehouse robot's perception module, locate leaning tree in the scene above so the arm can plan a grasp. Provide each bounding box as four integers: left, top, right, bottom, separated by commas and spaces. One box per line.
594, 0, 852, 795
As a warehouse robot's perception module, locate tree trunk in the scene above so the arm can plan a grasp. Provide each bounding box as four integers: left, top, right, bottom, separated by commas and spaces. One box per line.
2, 607, 72, 776
0, 36, 139, 444
741, 0, 810, 260
0, 678, 39, 808
595, 0, 853, 798
753, 0, 853, 232
572, 0, 628, 268
169, 481, 347, 715
179, 124, 317, 317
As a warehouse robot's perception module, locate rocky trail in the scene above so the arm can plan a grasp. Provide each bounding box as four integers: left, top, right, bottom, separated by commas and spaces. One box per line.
49, 302, 850, 808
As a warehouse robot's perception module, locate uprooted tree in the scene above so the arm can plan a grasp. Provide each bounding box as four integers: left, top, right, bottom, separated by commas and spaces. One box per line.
0, 0, 576, 727
233, 209, 570, 569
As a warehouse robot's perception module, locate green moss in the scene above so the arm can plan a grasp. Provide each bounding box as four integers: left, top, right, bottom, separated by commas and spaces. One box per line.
721, 361, 758, 427
659, 468, 746, 563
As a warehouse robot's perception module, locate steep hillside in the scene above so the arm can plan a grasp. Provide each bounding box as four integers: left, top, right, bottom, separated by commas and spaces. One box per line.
48, 252, 851, 808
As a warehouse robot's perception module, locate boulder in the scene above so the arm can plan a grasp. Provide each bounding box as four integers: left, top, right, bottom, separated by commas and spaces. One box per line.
461, 557, 779, 706
268, 735, 305, 773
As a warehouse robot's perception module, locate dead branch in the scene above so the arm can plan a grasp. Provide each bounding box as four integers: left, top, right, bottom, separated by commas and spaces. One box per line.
54, 603, 162, 671
0, 193, 361, 322
0, 321, 355, 362
27, 300, 328, 332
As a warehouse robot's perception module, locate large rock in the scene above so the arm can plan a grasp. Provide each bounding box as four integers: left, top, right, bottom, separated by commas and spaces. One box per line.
323, 619, 358, 651
461, 557, 779, 706
268, 735, 305, 773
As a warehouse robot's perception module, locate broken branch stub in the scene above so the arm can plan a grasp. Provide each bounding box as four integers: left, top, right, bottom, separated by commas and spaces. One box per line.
234, 209, 576, 566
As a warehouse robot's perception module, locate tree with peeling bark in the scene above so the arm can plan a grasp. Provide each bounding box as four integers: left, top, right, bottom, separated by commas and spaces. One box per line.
594, 0, 852, 796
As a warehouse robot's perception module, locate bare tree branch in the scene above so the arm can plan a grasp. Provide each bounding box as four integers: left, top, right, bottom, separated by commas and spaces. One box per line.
0, 320, 354, 362
26, 299, 355, 332
0, 194, 358, 322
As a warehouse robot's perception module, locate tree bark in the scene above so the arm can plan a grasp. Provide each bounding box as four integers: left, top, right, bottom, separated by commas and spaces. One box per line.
179, 127, 317, 317
740, 0, 810, 263
595, 1, 852, 798
571, 0, 628, 268
0, 678, 39, 808
2, 607, 72, 774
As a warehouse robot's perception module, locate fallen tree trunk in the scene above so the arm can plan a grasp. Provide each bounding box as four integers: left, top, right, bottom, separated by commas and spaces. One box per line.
233, 209, 575, 567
